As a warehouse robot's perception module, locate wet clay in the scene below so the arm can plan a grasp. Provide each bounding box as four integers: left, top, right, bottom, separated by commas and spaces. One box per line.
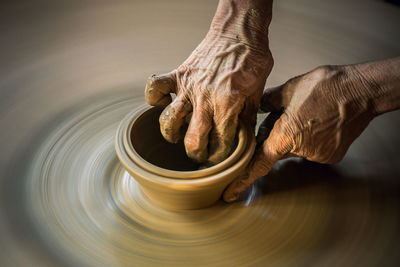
115, 104, 255, 210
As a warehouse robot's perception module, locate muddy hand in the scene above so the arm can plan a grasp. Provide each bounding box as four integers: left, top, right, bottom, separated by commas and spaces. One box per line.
224, 58, 400, 202
145, 0, 274, 165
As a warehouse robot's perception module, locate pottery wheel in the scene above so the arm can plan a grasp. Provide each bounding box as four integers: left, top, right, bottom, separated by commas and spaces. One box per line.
1, 0, 399, 266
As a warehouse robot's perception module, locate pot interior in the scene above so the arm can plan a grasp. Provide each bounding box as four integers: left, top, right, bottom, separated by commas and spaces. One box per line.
130, 106, 237, 171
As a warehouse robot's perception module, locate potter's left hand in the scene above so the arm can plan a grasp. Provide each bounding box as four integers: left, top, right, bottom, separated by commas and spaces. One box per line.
144, 0, 274, 165
223, 58, 400, 202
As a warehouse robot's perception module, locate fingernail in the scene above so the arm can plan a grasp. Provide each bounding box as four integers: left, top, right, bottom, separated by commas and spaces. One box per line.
224, 192, 238, 203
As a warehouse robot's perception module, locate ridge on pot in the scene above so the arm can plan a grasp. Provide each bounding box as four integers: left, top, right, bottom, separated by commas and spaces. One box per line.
115, 104, 255, 210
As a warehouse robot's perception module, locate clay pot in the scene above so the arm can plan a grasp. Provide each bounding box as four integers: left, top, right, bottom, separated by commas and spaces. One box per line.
115, 104, 255, 210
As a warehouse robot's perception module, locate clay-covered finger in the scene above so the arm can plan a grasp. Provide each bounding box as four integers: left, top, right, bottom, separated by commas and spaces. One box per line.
184, 107, 212, 163
159, 97, 192, 143
223, 139, 280, 202
208, 99, 244, 165
145, 72, 176, 107
223, 116, 288, 202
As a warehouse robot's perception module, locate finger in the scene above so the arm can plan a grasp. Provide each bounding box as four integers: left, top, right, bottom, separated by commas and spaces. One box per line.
159, 97, 192, 143
184, 106, 213, 163
223, 117, 287, 202
145, 72, 176, 107
223, 139, 281, 202
240, 95, 261, 131
208, 98, 244, 165
260, 79, 297, 113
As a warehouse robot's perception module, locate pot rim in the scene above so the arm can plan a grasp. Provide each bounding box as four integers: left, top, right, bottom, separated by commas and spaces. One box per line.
115, 104, 253, 180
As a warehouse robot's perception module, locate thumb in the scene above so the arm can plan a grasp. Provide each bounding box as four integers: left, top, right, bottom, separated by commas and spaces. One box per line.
223, 127, 283, 203
145, 71, 177, 107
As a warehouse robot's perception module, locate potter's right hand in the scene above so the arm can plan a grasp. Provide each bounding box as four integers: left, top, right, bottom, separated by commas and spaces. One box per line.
223, 58, 400, 202
144, 0, 274, 165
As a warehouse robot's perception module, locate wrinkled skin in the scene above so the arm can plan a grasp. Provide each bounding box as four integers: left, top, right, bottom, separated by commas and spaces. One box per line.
145, 31, 273, 164
224, 65, 377, 201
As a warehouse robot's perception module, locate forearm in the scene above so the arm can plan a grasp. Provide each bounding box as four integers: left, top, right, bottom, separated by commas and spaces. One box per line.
354, 57, 400, 116
209, 0, 273, 52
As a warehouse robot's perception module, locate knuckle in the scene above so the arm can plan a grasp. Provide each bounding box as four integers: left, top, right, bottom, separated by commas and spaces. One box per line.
184, 133, 202, 152
159, 106, 173, 125
310, 65, 342, 83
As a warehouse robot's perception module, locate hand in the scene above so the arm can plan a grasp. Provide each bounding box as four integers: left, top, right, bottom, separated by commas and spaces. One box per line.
145, 0, 274, 164
223, 64, 381, 202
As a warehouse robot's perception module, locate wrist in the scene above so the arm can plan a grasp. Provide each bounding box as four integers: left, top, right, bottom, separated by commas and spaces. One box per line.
351, 58, 400, 116
208, 0, 273, 54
